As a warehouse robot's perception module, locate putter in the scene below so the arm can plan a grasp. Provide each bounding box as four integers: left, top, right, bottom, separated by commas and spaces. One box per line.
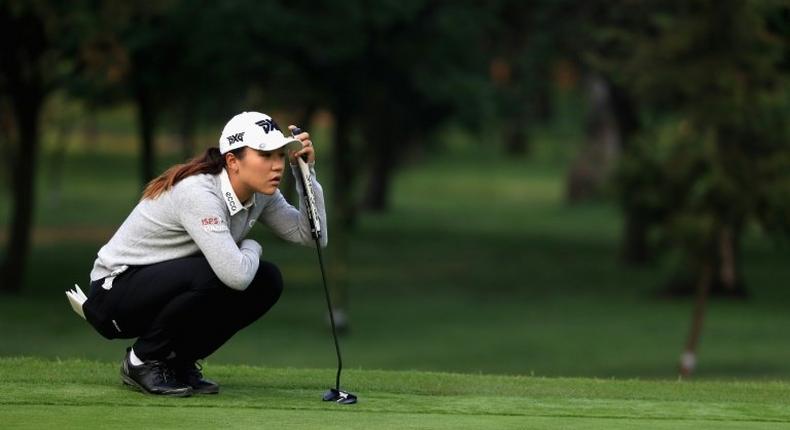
292, 127, 358, 405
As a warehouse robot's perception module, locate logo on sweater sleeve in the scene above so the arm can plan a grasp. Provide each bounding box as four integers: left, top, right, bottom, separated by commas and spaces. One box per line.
201, 216, 229, 232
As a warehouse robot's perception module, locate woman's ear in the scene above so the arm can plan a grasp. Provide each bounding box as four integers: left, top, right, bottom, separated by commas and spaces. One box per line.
225, 152, 239, 174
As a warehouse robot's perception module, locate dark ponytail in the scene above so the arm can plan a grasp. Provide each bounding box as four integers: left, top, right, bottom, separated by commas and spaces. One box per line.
142, 147, 243, 200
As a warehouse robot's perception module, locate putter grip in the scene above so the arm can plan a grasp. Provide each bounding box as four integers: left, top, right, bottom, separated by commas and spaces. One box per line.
292, 127, 322, 239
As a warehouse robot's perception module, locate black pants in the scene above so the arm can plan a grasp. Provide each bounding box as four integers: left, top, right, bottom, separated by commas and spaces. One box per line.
84, 256, 283, 363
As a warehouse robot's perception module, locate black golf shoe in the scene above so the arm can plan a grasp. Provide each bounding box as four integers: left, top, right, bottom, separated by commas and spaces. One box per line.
170, 360, 219, 394
120, 348, 193, 397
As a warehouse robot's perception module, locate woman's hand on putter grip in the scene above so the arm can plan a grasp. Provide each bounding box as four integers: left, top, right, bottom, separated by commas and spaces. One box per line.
288, 125, 315, 165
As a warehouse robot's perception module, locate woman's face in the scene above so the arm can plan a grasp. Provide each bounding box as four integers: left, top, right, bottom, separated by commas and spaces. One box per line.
237, 147, 287, 195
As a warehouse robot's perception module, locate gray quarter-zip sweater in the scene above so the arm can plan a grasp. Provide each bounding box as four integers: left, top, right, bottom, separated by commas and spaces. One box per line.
90, 164, 327, 290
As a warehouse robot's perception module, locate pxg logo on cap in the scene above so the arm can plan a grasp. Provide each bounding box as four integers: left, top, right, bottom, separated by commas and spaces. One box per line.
219, 111, 301, 154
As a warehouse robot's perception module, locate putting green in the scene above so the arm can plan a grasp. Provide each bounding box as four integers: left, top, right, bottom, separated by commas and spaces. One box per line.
1, 358, 789, 429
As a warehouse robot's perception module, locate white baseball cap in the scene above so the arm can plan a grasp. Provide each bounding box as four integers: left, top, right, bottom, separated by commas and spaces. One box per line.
218, 111, 302, 154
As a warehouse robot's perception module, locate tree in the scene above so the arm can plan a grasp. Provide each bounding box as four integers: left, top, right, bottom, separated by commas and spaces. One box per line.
592, 0, 790, 375
242, 0, 503, 214
356, 1, 496, 211
54, 1, 176, 187
231, 1, 504, 328
537, 2, 642, 206
490, 1, 568, 157
116, 2, 187, 185
0, 0, 78, 293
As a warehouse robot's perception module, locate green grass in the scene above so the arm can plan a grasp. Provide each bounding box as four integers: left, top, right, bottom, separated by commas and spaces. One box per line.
2, 122, 790, 427
2, 357, 790, 429
1, 144, 790, 380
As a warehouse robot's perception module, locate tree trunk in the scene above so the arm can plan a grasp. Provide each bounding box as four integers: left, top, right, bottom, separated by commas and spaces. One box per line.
332, 101, 356, 229
361, 126, 397, 212
621, 210, 651, 265
135, 86, 156, 187
0, 99, 14, 184
504, 119, 529, 156
711, 223, 747, 298
719, 226, 736, 289
662, 223, 747, 298
567, 74, 621, 203
607, 80, 650, 267
1, 93, 43, 294
679, 263, 713, 378
0, 1, 51, 294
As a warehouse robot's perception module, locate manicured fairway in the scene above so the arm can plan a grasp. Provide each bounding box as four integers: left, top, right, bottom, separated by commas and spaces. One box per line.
2, 133, 790, 429
1, 357, 789, 429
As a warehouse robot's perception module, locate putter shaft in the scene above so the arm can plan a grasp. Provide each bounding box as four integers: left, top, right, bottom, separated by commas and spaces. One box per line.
314, 238, 343, 392
292, 127, 350, 398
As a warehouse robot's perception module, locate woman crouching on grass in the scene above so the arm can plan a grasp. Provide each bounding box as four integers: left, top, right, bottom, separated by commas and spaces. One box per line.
82, 111, 327, 396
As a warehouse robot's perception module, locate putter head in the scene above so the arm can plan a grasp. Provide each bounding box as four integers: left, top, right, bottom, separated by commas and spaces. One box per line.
323, 388, 357, 404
